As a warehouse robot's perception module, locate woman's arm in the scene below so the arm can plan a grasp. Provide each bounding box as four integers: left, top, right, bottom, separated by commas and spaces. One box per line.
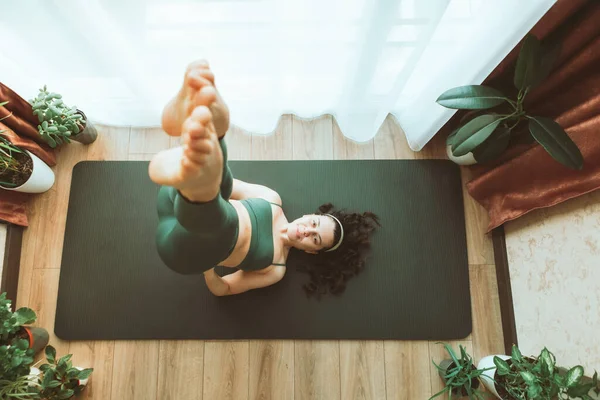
204, 265, 286, 296
230, 178, 281, 204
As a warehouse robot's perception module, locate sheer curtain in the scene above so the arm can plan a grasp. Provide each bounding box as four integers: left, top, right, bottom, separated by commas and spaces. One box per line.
0, 0, 554, 150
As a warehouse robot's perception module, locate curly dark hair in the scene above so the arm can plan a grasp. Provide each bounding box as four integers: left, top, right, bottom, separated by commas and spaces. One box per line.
296, 203, 380, 298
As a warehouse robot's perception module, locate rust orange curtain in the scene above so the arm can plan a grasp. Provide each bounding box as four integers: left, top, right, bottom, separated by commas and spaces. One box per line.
0, 82, 56, 226
462, 0, 600, 231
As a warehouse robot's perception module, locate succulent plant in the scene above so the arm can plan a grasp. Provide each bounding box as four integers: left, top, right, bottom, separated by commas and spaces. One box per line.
30, 86, 84, 148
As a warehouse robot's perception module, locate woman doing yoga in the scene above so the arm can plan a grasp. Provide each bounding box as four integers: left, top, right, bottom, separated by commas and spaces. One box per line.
149, 60, 379, 297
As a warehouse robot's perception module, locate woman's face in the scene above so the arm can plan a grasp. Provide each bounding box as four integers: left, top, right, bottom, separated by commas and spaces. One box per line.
286, 214, 337, 254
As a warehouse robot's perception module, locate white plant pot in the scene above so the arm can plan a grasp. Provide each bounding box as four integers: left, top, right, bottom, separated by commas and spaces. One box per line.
75, 366, 89, 387
446, 144, 477, 166
478, 354, 511, 399
28, 366, 41, 386
0, 150, 55, 193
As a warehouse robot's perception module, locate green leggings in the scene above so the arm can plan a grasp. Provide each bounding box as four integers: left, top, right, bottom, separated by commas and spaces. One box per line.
155, 138, 238, 274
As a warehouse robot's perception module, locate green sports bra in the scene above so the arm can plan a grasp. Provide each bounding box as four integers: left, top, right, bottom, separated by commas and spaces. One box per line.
236, 198, 286, 271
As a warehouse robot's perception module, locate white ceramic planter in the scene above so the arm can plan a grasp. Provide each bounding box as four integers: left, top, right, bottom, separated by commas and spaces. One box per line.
446, 144, 477, 166
1, 150, 55, 193
478, 354, 511, 399
28, 366, 41, 386
75, 366, 90, 387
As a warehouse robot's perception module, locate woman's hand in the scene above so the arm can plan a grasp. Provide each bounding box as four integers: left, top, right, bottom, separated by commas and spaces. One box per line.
203, 268, 232, 296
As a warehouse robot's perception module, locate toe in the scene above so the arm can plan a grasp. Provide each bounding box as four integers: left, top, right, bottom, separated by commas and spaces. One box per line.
185, 136, 214, 154
190, 106, 212, 125
183, 119, 206, 138
194, 85, 217, 107
198, 68, 215, 84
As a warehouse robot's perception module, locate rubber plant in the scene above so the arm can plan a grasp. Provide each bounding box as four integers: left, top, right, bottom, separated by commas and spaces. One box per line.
437, 34, 583, 170
493, 345, 600, 400
30, 86, 97, 148
430, 343, 488, 400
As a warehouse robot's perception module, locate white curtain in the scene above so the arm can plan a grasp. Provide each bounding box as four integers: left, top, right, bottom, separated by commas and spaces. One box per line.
0, 0, 554, 150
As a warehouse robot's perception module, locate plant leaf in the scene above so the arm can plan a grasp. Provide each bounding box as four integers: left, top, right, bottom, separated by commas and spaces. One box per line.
568, 383, 594, 398
58, 389, 75, 399
48, 380, 62, 388
46, 345, 57, 364
566, 366, 584, 387
494, 357, 511, 376
520, 371, 536, 385
43, 369, 55, 387
472, 126, 511, 163
514, 34, 541, 90
527, 383, 542, 399
437, 85, 507, 110
540, 348, 554, 376
528, 116, 583, 170
511, 345, 523, 363
77, 368, 94, 380
451, 114, 503, 156
14, 307, 36, 325
531, 39, 562, 87
446, 128, 459, 147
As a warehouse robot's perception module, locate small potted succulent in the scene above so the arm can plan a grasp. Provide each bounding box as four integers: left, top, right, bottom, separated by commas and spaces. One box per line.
30, 86, 98, 148
478, 345, 600, 399
430, 343, 488, 399
437, 34, 583, 170
33, 345, 94, 400
0, 103, 55, 193
0, 292, 50, 355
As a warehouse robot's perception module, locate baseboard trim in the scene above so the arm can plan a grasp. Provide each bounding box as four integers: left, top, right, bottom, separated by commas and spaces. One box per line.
1, 224, 23, 304
492, 225, 518, 354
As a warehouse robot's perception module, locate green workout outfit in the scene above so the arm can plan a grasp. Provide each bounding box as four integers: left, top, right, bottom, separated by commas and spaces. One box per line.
155, 137, 285, 275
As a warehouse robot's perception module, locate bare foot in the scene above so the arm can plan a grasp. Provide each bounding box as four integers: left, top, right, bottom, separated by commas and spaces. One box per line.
149, 106, 223, 202
161, 60, 230, 138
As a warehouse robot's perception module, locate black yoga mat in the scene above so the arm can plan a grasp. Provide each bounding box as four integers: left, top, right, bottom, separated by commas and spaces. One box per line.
55, 160, 471, 340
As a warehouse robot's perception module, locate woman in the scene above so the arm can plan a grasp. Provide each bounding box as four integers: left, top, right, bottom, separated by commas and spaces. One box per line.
150, 60, 379, 297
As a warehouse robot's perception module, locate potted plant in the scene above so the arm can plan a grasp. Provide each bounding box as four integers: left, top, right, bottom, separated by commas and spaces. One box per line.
33, 346, 93, 400
430, 343, 488, 399
0, 103, 55, 193
437, 34, 583, 170
30, 86, 98, 148
0, 293, 50, 355
478, 345, 600, 399
0, 338, 39, 398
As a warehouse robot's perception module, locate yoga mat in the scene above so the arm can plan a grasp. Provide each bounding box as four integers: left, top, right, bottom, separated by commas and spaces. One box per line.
55, 160, 471, 340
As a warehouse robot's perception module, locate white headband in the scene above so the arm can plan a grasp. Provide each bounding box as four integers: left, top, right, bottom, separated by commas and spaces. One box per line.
324, 214, 344, 252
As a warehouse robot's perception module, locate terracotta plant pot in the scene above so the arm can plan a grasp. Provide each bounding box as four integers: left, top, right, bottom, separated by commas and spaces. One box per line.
0, 150, 55, 193
18, 326, 49, 355
438, 358, 482, 397
71, 109, 98, 145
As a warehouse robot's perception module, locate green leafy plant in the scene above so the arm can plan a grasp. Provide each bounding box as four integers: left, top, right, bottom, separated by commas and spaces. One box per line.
0, 101, 27, 189
0, 293, 37, 344
36, 346, 93, 400
437, 34, 583, 170
430, 343, 488, 399
0, 373, 40, 400
493, 345, 600, 399
30, 87, 84, 148
0, 339, 35, 382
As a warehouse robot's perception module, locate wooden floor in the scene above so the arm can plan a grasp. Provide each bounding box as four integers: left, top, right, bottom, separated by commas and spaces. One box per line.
16, 115, 504, 400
